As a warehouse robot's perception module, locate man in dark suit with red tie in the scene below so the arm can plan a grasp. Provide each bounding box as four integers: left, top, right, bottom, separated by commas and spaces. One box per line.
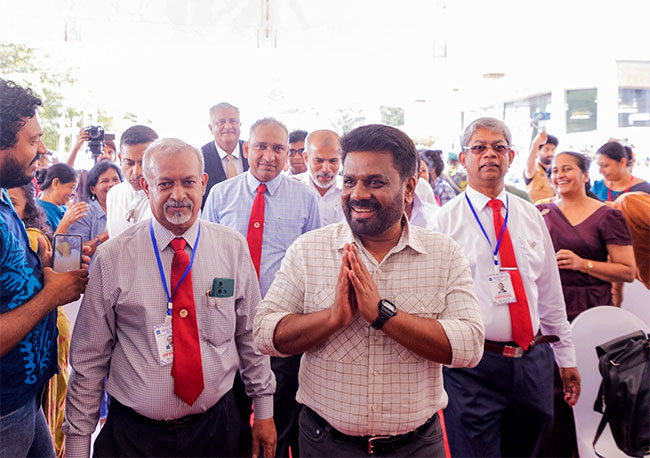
201, 102, 249, 209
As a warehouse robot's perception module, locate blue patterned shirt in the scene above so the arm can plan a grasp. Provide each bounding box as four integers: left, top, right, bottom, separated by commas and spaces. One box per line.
432, 176, 457, 206
203, 171, 322, 297
1, 188, 57, 415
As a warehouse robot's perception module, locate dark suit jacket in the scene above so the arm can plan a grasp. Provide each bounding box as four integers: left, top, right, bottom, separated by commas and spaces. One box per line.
201, 139, 248, 209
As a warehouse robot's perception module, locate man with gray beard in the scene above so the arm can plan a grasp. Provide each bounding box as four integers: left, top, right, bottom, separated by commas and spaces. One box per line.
64, 138, 276, 458
297, 129, 345, 226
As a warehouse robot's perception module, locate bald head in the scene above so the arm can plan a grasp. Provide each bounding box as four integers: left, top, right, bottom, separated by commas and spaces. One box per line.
305, 130, 341, 191
143, 138, 204, 180
306, 129, 340, 151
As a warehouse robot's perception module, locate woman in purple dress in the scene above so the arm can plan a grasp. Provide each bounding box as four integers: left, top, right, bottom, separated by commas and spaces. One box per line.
536, 151, 636, 457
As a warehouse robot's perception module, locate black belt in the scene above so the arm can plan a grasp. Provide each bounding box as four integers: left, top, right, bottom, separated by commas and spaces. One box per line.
305, 406, 437, 455
112, 390, 230, 430
484, 334, 559, 358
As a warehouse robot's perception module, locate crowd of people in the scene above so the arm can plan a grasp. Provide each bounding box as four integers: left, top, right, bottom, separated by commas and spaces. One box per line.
1, 77, 649, 458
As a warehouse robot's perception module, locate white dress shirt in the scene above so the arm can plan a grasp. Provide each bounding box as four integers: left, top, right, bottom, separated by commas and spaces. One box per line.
432, 185, 576, 367
410, 193, 439, 231
105, 181, 152, 238
216, 141, 244, 175
298, 172, 344, 226
415, 177, 437, 205
254, 219, 484, 436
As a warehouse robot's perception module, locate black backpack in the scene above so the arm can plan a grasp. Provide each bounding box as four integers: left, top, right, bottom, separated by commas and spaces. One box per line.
593, 330, 650, 458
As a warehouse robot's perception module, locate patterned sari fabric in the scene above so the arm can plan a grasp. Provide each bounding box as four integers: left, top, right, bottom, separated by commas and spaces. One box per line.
613, 192, 650, 288
43, 310, 72, 458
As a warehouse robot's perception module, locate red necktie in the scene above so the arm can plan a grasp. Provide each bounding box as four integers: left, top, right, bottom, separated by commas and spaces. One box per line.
170, 237, 204, 405
487, 199, 535, 350
246, 183, 267, 278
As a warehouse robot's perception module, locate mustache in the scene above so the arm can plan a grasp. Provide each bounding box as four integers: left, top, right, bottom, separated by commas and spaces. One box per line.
316, 172, 335, 179
164, 198, 193, 210
347, 198, 380, 210
480, 162, 501, 169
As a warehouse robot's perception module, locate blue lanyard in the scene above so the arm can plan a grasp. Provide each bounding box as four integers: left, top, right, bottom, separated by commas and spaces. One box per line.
149, 221, 201, 317
465, 193, 509, 272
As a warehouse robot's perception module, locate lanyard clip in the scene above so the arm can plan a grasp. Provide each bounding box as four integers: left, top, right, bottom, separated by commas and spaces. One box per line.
493, 255, 500, 273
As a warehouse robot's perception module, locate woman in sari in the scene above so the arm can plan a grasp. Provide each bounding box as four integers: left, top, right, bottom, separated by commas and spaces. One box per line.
592, 141, 650, 202
35, 162, 88, 234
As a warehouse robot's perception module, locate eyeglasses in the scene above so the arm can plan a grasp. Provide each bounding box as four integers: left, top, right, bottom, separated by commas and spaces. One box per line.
214, 119, 240, 127
462, 144, 510, 155
288, 148, 305, 157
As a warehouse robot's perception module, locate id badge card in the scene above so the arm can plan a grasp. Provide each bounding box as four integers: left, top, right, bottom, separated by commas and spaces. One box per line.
153, 322, 174, 365
487, 272, 517, 305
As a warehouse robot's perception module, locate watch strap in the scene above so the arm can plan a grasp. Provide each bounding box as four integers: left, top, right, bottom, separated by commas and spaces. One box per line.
371, 299, 397, 330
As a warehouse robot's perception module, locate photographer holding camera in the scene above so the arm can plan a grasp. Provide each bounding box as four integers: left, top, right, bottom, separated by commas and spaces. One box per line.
66, 127, 117, 168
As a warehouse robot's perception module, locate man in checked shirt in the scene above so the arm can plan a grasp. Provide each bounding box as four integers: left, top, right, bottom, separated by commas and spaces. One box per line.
254, 124, 485, 457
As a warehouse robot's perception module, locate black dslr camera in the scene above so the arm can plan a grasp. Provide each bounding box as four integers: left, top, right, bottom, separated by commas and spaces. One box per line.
84, 126, 115, 162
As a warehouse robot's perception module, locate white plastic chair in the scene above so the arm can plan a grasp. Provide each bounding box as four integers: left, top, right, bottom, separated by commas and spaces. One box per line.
621, 279, 650, 328
571, 306, 650, 458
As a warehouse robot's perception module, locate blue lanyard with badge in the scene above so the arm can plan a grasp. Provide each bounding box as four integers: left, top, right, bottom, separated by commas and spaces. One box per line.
149, 220, 201, 365
465, 194, 517, 305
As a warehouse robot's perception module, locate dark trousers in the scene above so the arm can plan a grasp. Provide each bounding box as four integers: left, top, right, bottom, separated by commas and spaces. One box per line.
232, 372, 253, 457
271, 354, 302, 458
231, 354, 302, 458
93, 391, 240, 457
538, 363, 578, 457
443, 342, 554, 457
298, 406, 445, 457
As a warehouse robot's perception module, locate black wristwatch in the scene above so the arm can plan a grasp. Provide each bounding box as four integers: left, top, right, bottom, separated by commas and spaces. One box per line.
371, 299, 398, 330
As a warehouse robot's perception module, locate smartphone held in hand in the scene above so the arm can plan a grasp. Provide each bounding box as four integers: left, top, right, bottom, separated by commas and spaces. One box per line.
52, 234, 83, 273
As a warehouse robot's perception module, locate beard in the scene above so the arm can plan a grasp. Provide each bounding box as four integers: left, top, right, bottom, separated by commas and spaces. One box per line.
343, 191, 404, 237
0, 154, 36, 188
310, 171, 335, 189
163, 198, 193, 225
540, 156, 553, 166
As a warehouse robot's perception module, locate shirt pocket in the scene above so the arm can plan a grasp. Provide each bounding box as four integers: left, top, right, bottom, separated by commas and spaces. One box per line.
274, 209, 305, 246
311, 286, 368, 363
516, 234, 544, 283
200, 295, 237, 347
392, 290, 445, 362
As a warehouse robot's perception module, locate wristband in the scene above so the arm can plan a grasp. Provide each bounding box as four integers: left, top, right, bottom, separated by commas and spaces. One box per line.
95, 237, 102, 246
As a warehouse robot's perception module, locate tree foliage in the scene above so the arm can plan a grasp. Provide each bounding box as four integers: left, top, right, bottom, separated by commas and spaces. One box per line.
331, 106, 366, 134
380, 105, 404, 126
1, 41, 79, 150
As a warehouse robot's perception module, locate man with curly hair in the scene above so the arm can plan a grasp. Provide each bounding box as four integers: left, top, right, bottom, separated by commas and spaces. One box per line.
0, 79, 88, 457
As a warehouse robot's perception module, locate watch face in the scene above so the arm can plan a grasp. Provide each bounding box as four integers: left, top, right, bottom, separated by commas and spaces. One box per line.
381, 299, 397, 314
